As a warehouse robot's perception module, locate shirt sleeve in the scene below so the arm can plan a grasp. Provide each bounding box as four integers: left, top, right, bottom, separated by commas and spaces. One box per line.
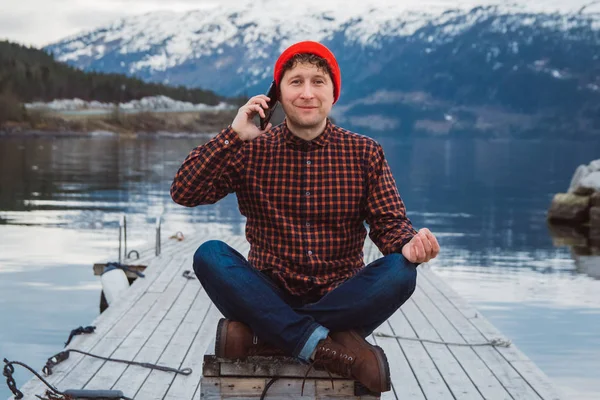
365, 143, 417, 255
170, 126, 245, 207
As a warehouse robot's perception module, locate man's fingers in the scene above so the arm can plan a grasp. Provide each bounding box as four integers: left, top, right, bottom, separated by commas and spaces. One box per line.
257, 98, 269, 109
255, 104, 266, 118
247, 95, 268, 103
410, 243, 417, 263
418, 231, 433, 256
413, 235, 424, 261
422, 229, 440, 256
247, 95, 270, 108
414, 229, 440, 263
245, 104, 265, 118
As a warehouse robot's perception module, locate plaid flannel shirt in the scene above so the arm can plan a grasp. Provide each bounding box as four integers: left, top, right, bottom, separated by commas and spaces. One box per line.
170, 119, 416, 298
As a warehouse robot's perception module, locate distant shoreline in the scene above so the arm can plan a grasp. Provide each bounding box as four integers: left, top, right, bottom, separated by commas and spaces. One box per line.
0, 109, 238, 138
0, 129, 219, 139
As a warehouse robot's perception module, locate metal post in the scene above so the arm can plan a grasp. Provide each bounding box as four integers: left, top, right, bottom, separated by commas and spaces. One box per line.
123, 215, 127, 258
118, 215, 124, 263
155, 216, 161, 256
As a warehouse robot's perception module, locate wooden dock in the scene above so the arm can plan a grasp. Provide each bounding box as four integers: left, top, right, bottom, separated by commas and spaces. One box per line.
12, 231, 563, 399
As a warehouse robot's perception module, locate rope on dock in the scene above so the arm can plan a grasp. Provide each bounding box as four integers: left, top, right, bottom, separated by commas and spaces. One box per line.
64, 326, 96, 347
43, 349, 192, 377
105, 262, 145, 278
373, 332, 512, 347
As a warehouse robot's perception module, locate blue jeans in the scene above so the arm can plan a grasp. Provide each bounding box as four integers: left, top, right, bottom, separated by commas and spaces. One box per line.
193, 240, 417, 362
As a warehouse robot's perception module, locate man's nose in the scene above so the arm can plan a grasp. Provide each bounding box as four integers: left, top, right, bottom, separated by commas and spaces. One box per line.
300, 83, 314, 98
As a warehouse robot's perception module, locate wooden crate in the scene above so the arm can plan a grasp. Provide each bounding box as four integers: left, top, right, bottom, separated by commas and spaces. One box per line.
201, 345, 381, 399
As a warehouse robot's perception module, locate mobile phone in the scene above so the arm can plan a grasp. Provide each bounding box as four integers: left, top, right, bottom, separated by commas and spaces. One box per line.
260, 80, 278, 130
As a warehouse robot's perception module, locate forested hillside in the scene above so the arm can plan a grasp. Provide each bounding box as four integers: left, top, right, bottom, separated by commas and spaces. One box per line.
0, 40, 242, 123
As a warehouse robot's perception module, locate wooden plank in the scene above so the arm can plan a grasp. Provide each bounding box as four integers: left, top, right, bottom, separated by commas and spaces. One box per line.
82, 257, 192, 392
219, 377, 268, 396
162, 304, 223, 400
363, 241, 382, 264
219, 361, 333, 379
147, 253, 190, 292
371, 320, 425, 400
230, 235, 250, 254
410, 286, 513, 399
200, 376, 223, 400
378, 390, 396, 400
419, 268, 563, 400
416, 271, 543, 400
383, 303, 455, 400
128, 286, 213, 399
206, 349, 358, 379
401, 296, 484, 399
316, 379, 353, 397
202, 344, 220, 377
134, 230, 192, 258
192, 380, 202, 400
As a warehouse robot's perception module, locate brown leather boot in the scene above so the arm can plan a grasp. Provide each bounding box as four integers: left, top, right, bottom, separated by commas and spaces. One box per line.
214, 318, 288, 359
312, 332, 391, 394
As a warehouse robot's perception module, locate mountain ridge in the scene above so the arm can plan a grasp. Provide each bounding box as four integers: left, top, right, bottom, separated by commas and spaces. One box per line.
43, 1, 600, 137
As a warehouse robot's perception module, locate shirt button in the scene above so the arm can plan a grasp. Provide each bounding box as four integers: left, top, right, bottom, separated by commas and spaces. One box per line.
224, 140, 230, 145
305, 191, 310, 196
307, 250, 313, 256
307, 160, 311, 165
306, 222, 310, 227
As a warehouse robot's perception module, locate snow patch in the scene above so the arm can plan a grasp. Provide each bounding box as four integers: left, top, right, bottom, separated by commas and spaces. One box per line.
25, 96, 235, 112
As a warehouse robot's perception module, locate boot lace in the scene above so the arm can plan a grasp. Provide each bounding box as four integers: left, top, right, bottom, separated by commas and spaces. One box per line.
300, 340, 355, 396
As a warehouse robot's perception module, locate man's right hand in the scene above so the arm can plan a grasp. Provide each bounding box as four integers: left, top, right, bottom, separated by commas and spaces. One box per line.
231, 95, 273, 141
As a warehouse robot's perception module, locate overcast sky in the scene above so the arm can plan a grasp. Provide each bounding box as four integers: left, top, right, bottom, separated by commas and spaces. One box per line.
0, 0, 225, 48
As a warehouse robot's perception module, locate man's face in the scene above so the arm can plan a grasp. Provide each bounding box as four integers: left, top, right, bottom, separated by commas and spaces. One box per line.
278, 61, 334, 130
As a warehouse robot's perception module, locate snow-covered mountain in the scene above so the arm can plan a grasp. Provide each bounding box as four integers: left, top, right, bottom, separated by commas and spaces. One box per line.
45, 0, 600, 137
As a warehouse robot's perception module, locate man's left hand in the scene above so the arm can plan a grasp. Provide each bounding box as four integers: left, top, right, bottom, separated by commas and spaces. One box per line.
401, 228, 440, 264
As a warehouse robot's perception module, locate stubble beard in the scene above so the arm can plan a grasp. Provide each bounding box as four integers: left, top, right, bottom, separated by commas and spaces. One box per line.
284, 105, 327, 131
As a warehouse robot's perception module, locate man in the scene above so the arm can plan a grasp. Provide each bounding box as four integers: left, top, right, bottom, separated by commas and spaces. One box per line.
170, 41, 439, 394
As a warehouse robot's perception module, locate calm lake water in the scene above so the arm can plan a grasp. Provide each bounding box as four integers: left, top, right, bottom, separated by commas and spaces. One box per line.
1, 132, 599, 399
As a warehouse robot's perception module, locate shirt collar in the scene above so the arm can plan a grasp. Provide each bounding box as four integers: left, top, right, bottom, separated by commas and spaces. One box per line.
281, 118, 334, 150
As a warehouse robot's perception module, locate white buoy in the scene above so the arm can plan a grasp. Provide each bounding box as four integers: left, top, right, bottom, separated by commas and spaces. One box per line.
101, 265, 130, 306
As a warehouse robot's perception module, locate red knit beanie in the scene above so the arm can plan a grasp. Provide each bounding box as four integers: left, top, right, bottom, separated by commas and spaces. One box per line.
273, 41, 341, 104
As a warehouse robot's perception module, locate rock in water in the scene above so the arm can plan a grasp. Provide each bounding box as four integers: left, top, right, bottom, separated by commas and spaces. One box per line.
547, 193, 590, 223
576, 171, 600, 195
591, 207, 600, 228
568, 160, 600, 194
547, 222, 588, 247
591, 192, 600, 208
568, 165, 590, 193
588, 159, 600, 172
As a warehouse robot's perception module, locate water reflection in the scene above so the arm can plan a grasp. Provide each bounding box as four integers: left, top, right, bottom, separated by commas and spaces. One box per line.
1, 133, 600, 399
547, 220, 600, 280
